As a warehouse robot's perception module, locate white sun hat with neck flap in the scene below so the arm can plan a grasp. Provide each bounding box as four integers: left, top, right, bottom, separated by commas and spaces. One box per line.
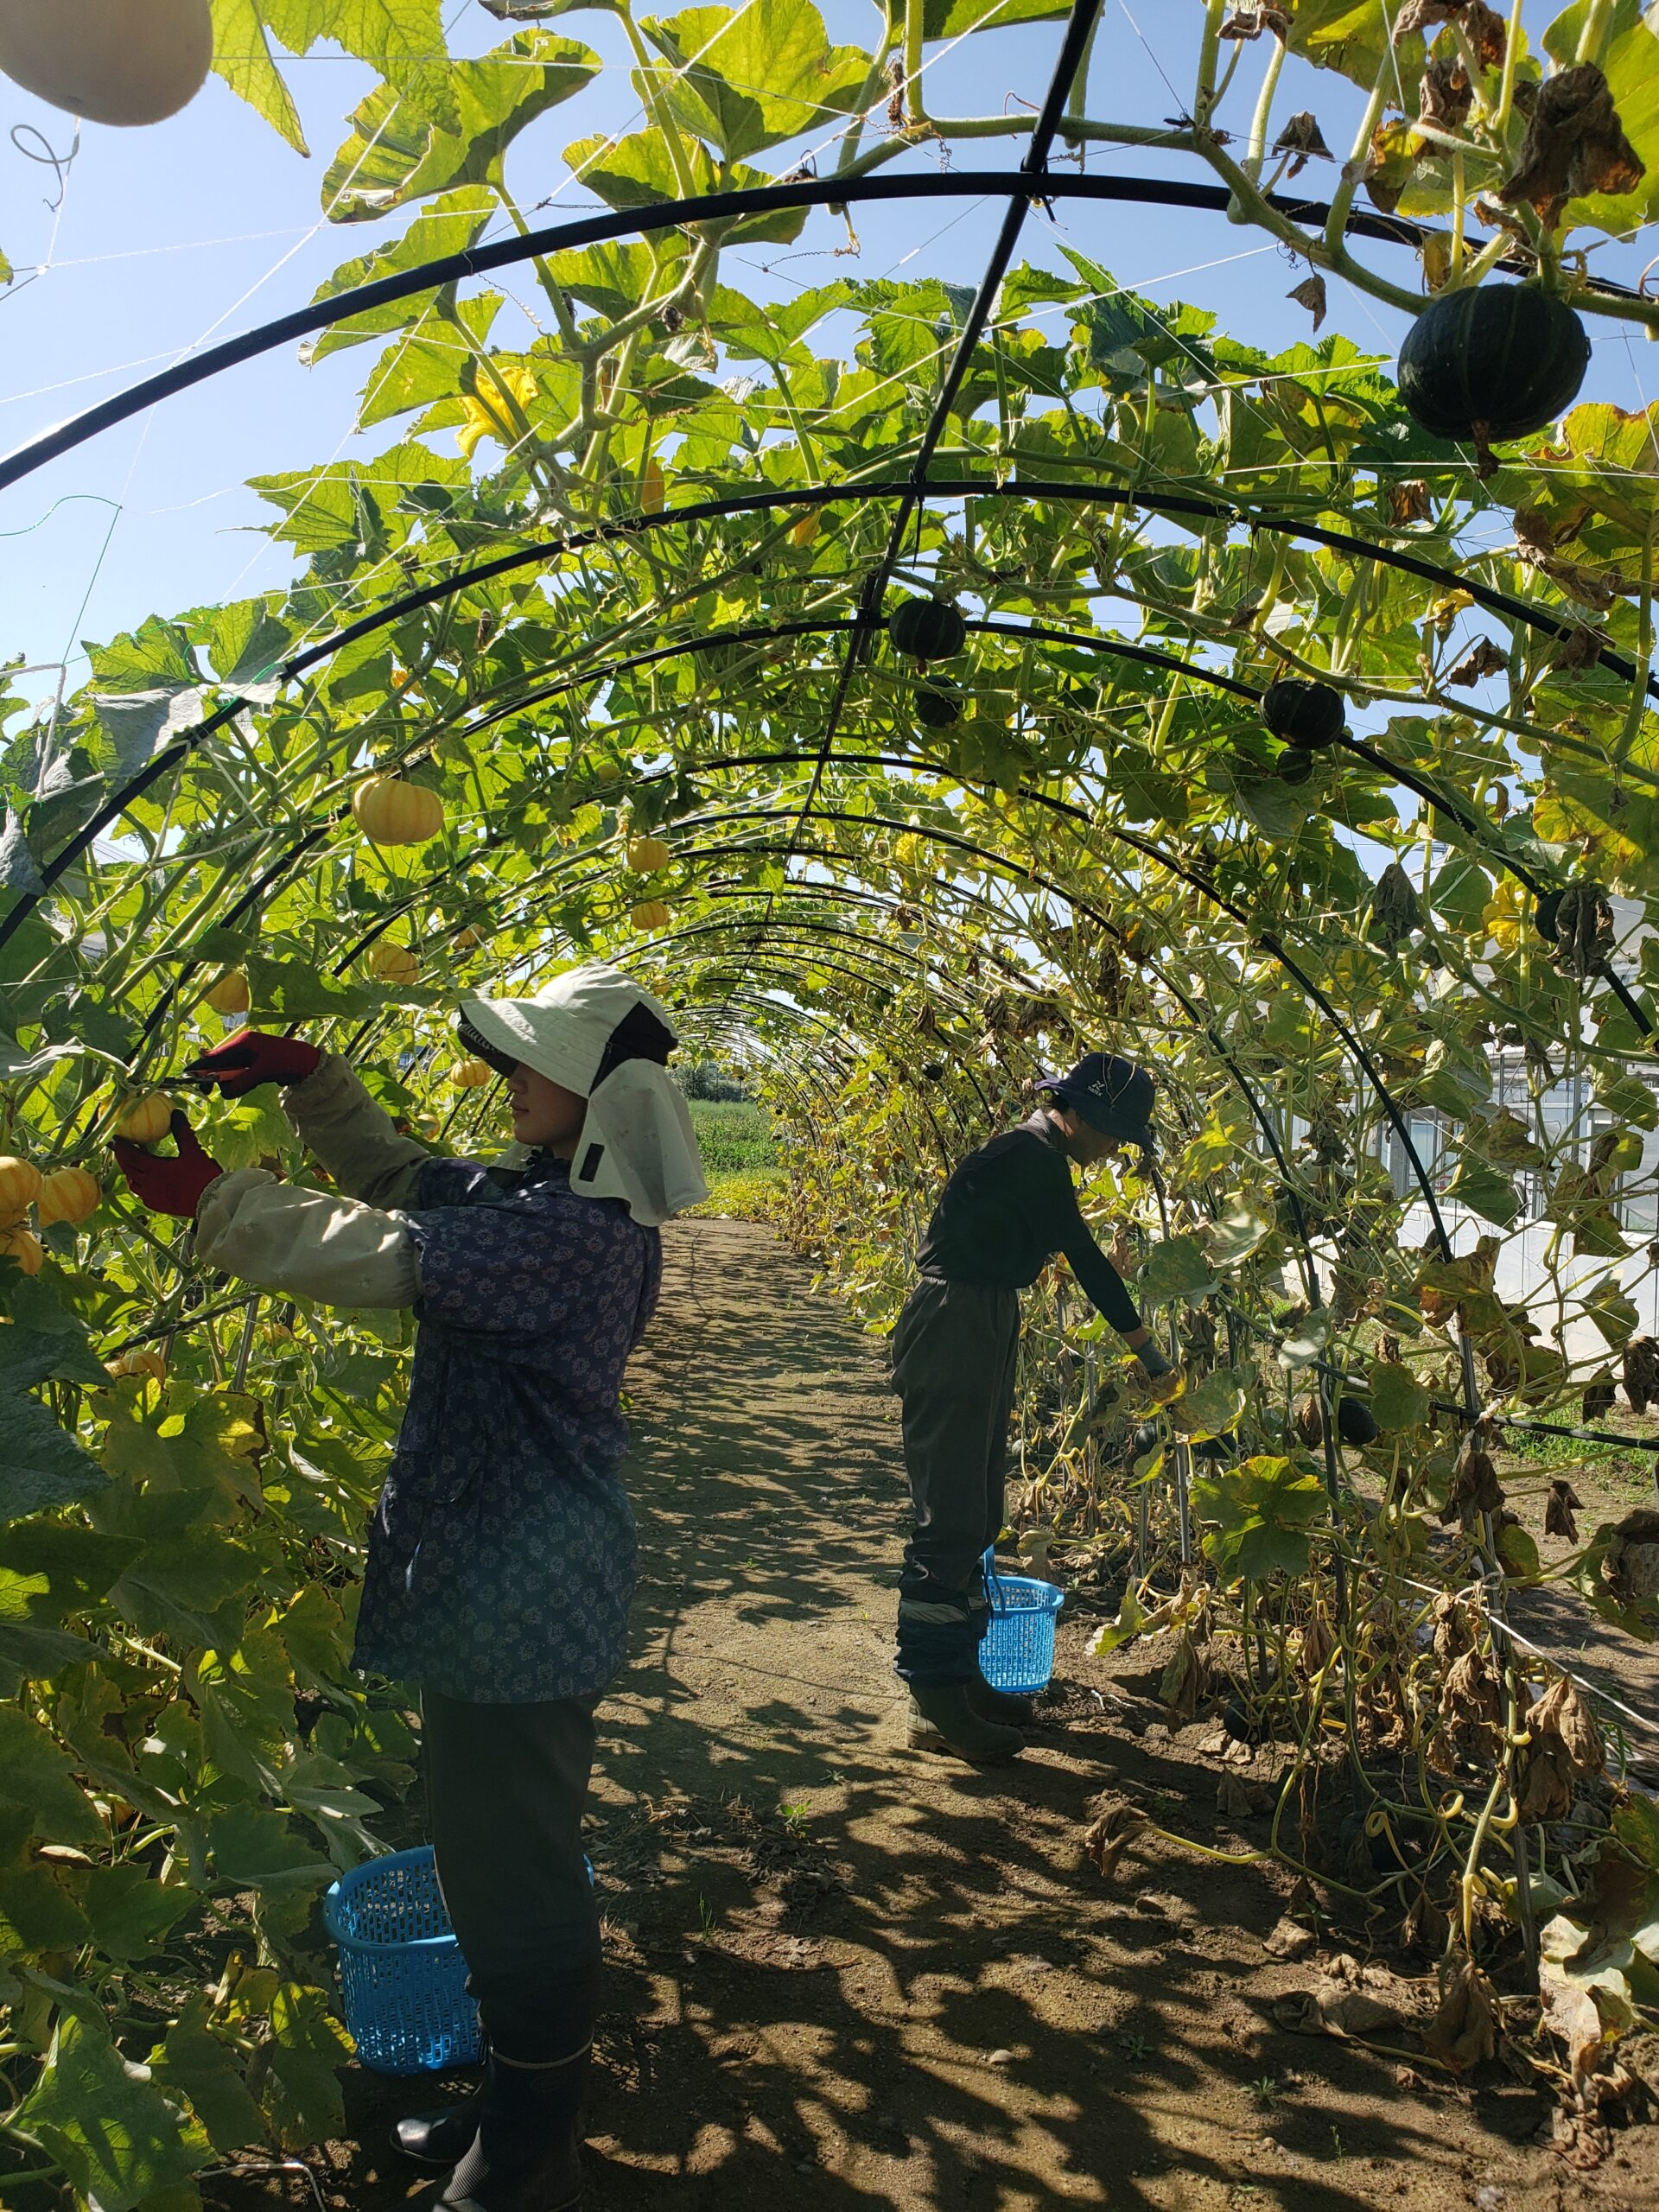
457, 964, 709, 1227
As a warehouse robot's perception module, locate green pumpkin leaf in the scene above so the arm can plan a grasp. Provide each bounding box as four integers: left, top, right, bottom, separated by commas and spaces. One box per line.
0, 1862, 92, 1951
1445, 1155, 1520, 1227
210, 0, 309, 152
0, 1709, 103, 1847
151, 1996, 267, 2158
258, 1982, 354, 2151
638, 0, 871, 162
1135, 1234, 1218, 1304
562, 130, 809, 245
1428, 853, 1492, 933
82, 1864, 195, 1963
302, 188, 498, 364
10, 2011, 198, 2212
322, 32, 601, 224
1208, 1194, 1274, 1269
207, 1808, 334, 1896
0, 1389, 108, 1521
1192, 1454, 1327, 1583
1497, 1518, 1541, 1580
1369, 1359, 1430, 1433
1583, 1277, 1642, 1350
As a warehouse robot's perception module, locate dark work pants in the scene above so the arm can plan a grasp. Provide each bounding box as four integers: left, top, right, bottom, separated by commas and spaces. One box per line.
423, 1689, 602, 2064
890, 1277, 1020, 1686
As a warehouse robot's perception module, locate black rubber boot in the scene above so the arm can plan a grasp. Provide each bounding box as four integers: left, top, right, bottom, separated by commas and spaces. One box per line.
428, 2043, 588, 2211
906, 1682, 1023, 1764
969, 1677, 1035, 1727
394, 2070, 487, 2167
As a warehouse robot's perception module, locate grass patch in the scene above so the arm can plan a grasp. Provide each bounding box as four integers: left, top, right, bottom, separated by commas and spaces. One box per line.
684, 1102, 784, 1218
690, 1099, 774, 1173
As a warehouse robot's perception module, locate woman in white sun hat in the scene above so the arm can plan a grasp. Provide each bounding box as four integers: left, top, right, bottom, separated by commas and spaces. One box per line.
117, 963, 707, 2212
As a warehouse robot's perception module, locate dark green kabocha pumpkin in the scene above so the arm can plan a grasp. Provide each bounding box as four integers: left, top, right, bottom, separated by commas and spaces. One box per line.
913, 678, 963, 729
1535, 888, 1563, 944
1336, 1396, 1379, 1447
1397, 283, 1591, 446
889, 596, 967, 662
1262, 677, 1345, 748
1274, 747, 1316, 785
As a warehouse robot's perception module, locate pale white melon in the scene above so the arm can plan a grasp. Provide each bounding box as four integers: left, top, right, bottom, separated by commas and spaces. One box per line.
0, 0, 213, 128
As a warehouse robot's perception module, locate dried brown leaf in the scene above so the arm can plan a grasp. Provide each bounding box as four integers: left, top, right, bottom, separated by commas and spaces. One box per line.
1499, 64, 1645, 229
1287, 273, 1327, 332
1274, 111, 1332, 179
1082, 1799, 1148, 1881
1424, 1958, 1500, 2069
1546, 1478, 1584, 1542
1446, 637, 1508, 686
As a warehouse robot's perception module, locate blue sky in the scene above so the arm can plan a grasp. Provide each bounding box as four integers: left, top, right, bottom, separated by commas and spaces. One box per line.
2, 1, 1656, 722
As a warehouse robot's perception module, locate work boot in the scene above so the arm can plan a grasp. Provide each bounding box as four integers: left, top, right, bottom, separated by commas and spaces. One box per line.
968, 1677, 1035, 1728
394, 2071, 485, 2166
427, 2043, 588, 2211
906, 1682, 1022, 1764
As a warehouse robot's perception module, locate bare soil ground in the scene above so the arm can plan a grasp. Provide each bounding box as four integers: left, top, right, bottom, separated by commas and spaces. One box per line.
214, 1219, 1659, 2212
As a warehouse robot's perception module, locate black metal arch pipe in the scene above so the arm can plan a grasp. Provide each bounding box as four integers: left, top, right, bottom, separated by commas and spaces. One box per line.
588, 808, 1331, 1300
10, 467, 1649, 964
14, 156, 1644, 502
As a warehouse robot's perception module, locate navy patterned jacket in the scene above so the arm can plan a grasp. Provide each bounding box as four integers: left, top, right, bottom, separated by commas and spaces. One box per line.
351, 1150, 662, 1703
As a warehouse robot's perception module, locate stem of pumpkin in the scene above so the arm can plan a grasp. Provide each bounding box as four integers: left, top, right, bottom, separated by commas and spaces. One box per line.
1492, 0, 1525, 136
1575, 0, 1615, 68
1237, 27, 1287, 197
1325, 80, 1386, 263
1614, 515, 1655, 770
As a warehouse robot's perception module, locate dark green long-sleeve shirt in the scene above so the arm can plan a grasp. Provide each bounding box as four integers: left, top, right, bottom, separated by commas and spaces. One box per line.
916, 1112, 1143, 1334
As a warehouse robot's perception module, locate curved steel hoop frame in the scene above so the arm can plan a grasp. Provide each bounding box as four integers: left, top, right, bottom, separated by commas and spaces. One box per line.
4, 163, 1640, 499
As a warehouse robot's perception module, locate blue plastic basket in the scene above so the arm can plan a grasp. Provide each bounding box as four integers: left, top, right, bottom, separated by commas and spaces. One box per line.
323, 1846, 481, 2076
979, 1548, 1065, 1695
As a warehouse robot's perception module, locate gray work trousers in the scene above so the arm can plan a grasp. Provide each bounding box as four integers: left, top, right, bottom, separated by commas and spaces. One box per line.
890, 1277, 1020, 1685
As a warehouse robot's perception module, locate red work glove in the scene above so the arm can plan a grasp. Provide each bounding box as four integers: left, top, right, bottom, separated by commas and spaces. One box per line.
113, 1111, 224, 1219
182, 1028, 321, 1100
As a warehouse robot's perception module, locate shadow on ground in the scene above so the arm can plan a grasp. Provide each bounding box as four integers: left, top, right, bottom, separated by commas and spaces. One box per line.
214, 1219, 1657, 2212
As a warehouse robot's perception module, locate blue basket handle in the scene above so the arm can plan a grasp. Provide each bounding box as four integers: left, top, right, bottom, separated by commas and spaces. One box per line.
982, 1544, 1003, 1604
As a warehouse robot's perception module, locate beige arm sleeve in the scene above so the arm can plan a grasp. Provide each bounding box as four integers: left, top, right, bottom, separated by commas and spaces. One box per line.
282, 1052, 429, 1207
194, 1168, 419, 1308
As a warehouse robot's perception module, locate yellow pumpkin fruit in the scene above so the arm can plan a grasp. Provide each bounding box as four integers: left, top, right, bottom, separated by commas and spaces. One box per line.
115, 1094, 173, 1145
451, 1057, 493, 1089
203, 969, 251, 1016
631, 899, 671, 931
0, 1155, 42, 1224
640, 457, 664, 513
36, 1166, 101, 1228
365, 939, 420, 986
0, 1227, 43, 1276
0, 0, 213, 128
107, 1347, 166, 1382
789, 511, 822, 546
456, 926, 483, 950
626, 835, 671, 874
353, 777, 446, 847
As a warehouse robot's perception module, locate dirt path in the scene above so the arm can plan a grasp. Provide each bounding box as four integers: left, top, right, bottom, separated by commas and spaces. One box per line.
289, 1220, 1658, 2211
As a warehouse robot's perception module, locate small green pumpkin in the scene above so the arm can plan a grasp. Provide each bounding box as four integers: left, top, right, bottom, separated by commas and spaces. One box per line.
1397, 283, 1590, 445
1262, 678, 1345, 748
913, 679, 963, 729
1274, 748, 1316, 785
1336, 1396, 1378, 1448
888, 598, 967, 662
